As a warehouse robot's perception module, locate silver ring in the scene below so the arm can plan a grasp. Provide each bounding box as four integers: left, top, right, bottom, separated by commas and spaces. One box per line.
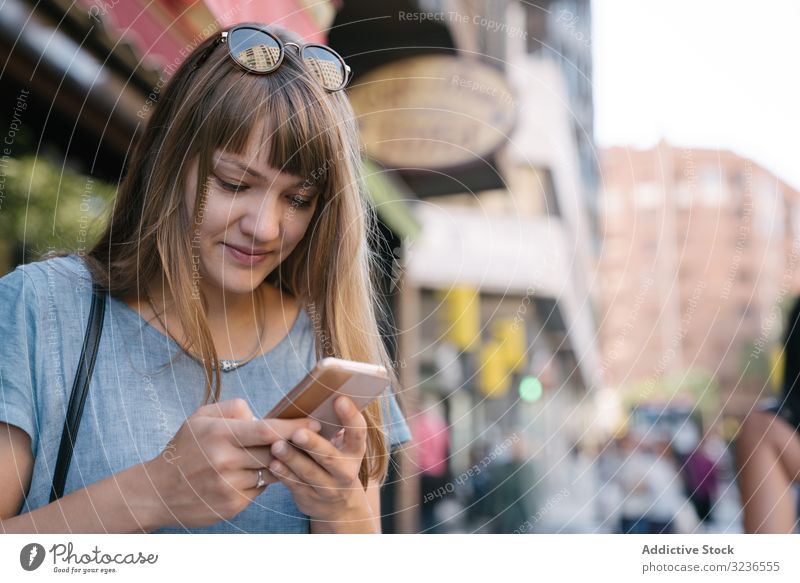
255, 468, 267, 489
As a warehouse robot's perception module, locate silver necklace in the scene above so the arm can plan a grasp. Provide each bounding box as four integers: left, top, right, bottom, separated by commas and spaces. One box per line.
145, 287, 266, 373
215, 341, 262, 372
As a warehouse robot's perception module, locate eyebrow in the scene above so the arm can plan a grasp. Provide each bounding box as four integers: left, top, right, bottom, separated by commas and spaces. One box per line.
216, 155, 315, 191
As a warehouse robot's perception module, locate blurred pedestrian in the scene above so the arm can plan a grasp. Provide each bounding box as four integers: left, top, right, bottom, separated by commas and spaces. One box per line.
411, 396, 451, 533
682, 437, 719, 524
735, 296, 800, 533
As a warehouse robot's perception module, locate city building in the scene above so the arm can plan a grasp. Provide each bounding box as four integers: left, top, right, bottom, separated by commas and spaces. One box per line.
599, 142, 800, 435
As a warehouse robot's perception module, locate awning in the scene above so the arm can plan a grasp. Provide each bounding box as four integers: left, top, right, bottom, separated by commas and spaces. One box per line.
362, 160, 421, 241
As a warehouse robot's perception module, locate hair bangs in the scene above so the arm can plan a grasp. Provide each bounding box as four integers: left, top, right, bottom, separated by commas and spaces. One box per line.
197, 63, 343, 198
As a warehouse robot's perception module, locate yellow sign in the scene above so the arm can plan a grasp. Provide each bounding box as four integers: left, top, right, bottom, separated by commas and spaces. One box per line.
480, 341, 512, 398
492, 319, 527, 373
441, 286, 481, 352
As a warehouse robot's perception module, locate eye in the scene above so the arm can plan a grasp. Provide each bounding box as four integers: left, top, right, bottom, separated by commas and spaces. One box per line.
214, 175, 249, 193
289, 195, 312, 209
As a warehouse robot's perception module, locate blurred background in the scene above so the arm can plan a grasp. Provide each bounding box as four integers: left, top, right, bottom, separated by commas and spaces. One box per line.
1, 0, 798, 533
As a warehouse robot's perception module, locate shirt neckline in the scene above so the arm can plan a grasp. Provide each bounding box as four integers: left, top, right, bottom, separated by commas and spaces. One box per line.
107, 293, 307, 371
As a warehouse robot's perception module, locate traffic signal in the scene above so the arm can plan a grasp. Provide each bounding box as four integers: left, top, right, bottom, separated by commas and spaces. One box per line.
518, 375, 542, 402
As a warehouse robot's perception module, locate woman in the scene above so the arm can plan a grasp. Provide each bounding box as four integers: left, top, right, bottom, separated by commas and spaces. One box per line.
736, 297, 800, 533
0, 23, 411, 533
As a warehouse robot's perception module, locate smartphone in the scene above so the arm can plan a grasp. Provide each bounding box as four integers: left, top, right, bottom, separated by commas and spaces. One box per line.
265, 357, 390, 439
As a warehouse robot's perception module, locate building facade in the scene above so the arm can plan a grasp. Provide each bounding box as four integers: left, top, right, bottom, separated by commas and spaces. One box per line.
599, 142, 800, 431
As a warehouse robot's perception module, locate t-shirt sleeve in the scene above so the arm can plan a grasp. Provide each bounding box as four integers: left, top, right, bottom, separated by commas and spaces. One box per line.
380, 387, 412, 451
0, 266, 41, 454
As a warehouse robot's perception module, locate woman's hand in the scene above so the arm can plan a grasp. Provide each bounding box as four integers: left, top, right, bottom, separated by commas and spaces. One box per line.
145, 398, 321, 530
267, 396, 377, 533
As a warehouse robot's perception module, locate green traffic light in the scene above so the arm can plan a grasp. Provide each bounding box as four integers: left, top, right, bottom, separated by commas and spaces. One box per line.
519, 375, 542, 402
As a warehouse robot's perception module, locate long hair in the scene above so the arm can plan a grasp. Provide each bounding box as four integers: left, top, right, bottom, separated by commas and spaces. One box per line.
81, 24, 397, 486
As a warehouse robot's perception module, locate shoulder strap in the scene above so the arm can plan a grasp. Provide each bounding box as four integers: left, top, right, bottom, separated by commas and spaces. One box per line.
49, 282, 107, 503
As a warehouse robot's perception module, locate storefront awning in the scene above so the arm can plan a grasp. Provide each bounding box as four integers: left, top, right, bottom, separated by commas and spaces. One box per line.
362, 160, 421, 241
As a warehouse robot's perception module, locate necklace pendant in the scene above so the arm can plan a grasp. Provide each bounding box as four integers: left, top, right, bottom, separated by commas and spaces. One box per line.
219, 359, 239, 372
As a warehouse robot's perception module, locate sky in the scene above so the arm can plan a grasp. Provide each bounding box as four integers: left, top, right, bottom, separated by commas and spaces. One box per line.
592, 0, 800, 190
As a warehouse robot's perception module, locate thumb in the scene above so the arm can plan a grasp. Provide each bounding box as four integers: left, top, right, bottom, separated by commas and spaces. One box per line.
335, 396, 367, 455
194, 398, 254, 421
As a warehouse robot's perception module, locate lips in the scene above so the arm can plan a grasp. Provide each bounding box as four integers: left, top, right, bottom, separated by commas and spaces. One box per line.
222, 243, 274, 266
224, 243, 272, 256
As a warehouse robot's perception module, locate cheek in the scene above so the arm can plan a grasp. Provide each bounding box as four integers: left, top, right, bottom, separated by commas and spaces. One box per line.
282, 211, 315, 250
195, 194, 235, 240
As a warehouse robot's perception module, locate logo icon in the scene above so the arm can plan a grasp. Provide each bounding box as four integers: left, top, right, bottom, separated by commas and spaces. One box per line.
20, 543, 46, 571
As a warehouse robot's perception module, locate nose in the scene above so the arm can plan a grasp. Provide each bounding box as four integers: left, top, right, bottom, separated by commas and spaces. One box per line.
241, 194, 281, 243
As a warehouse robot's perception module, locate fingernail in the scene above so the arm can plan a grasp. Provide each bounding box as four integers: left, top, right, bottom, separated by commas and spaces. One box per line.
273, 441, 288, 455
292, 430, 308, 445
269, 461, 282, 473
309, 420, 321, 432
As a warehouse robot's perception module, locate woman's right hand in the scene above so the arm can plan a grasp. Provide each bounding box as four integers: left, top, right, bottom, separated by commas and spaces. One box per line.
144, 398, 320, 530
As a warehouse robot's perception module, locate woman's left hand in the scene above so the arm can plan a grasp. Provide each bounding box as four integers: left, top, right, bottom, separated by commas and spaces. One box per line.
267, 396, 376, 532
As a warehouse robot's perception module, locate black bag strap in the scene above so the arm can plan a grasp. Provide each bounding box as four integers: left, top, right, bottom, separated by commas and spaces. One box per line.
50, 282, 107, 503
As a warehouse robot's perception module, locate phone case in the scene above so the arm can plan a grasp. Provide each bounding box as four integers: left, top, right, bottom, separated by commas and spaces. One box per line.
267, 358, 390, 439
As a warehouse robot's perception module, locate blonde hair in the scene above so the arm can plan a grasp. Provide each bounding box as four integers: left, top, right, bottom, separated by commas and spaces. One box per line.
82, 25, 399, 486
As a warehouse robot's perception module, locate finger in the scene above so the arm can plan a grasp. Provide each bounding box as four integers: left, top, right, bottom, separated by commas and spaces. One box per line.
334, 397, 367, 456
271, 440, 331, 487
268, 458, 315, 497
331, 428, 346, 450
289, 428, 354, 482
194, 398, 255, 421
235, 467, 278, 494
224, 417, 322, 448
232, 445, 275, 470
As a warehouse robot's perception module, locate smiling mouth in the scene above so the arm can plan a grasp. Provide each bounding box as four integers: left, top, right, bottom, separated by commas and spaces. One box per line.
222, 243, 273, 256
221, 243, 276, 266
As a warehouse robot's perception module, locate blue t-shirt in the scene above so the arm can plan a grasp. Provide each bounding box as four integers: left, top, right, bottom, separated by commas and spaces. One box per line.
0, 255, 411, 533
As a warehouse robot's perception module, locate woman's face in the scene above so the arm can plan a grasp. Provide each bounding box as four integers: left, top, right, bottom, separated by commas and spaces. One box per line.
184, 139, 321, 298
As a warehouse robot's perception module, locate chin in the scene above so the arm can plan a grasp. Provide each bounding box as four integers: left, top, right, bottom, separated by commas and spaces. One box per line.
197, 265, 267, 297
215, 274, 267, 296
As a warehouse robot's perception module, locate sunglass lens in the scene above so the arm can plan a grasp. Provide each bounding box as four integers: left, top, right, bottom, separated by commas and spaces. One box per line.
228, 27, 281, 73
302, 45, 347, 90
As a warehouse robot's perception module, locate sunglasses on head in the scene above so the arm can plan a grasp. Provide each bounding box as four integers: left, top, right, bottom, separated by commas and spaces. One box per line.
192, 23, 352, 92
